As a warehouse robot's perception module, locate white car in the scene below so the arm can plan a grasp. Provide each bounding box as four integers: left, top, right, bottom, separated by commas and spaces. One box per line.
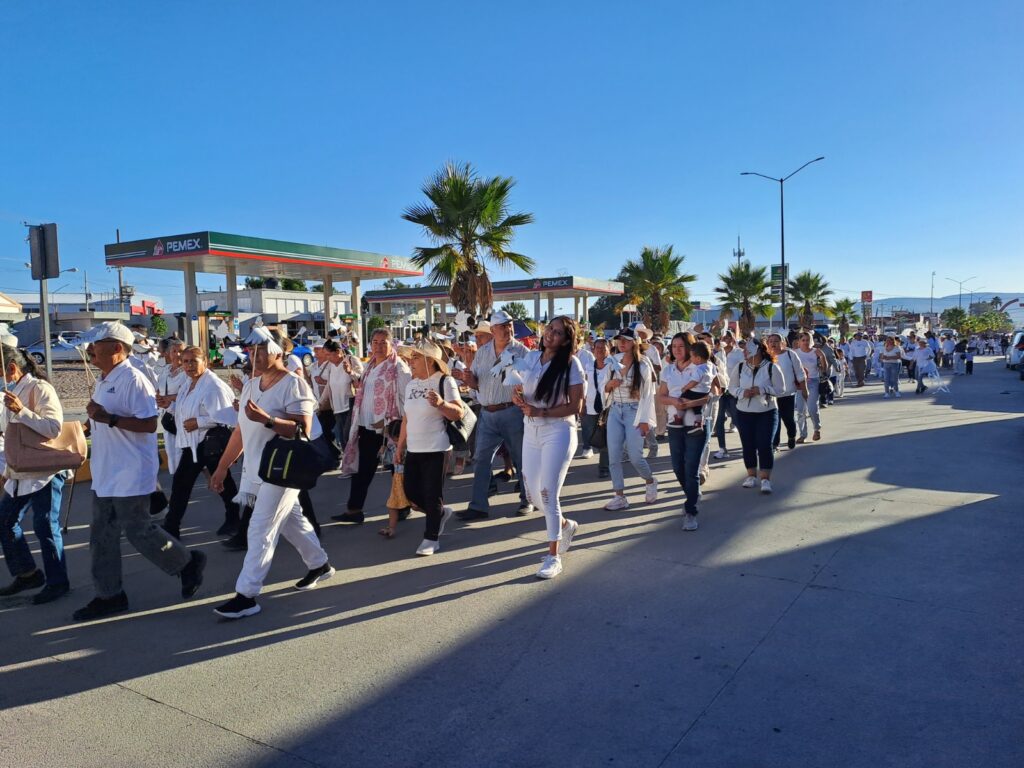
24, 338, 87, 364
1005, 330, 1024, 369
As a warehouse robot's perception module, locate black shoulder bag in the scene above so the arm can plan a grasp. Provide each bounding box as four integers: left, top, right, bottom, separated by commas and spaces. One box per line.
439, 375, 477, 451
258, 423, 336, 490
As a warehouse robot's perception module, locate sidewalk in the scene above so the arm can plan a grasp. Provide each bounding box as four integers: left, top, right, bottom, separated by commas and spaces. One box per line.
2, 359, 1022, 767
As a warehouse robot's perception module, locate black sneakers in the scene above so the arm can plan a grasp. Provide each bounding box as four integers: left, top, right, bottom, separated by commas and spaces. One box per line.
32, 583, 70, 605
73, 591, 129, 622
331, 511, 364, 524
456, 508, 488, 521
213, 593, 261, 619
0, 570, 45, 596
179, 550, 207, 599
294, 563, 335, 591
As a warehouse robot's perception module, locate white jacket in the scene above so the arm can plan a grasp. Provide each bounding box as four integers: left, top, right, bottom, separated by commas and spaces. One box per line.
174, 370, 238, 463
598, 353, 656, 427
729, 360, 783, 413
0, 374, 63, 494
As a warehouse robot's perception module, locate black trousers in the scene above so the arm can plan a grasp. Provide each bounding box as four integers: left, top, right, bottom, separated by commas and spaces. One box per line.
773, 395, 797, 448
347, 427, 384, 512
735, 409, 778, 472
404, 451, 447, 540
164, 443, 240, 538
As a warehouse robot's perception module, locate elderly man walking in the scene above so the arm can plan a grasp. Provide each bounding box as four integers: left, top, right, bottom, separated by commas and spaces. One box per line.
453, 310, 532, 519
72, 322, 206, 622
848, 332, 871, 387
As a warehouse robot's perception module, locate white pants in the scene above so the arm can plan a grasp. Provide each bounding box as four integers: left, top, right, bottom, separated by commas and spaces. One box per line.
797, 385, 821, 437
521, 418, 577, 541
236, 483, 329, 598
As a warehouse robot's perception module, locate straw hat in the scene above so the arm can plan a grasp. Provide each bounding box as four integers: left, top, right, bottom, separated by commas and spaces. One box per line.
398, 339, 449, 375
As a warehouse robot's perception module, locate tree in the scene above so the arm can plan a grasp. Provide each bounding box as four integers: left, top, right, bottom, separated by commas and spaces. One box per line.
613, 246, 696, 333
382, 278, 415, 291
940, 307, 967, 330
588, 291, 622, 330
308, 283, 323, 292
787, 270, 834, 329
714, 261, 774, 335
830, 298, 861, 338
244, 277, 266, 289
149, 314, 168, 338
499, 301, 530, 320
367, 316, 388, 332
403, 161, 534, 315
280, 278, 307, 291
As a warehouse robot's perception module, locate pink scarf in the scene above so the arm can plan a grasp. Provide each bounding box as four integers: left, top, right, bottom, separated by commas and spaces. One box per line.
341, 350, 402, 474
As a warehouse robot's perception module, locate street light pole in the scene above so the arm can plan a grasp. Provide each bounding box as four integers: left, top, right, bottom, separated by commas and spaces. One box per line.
742, 156, 825, 331
930, 271, 935, 315
945, 275, 976, 311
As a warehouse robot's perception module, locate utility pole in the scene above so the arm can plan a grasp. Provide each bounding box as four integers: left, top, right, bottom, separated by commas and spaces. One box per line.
930, 271, 935, 315
733, 235, 745, 267
83, 270, 90, 311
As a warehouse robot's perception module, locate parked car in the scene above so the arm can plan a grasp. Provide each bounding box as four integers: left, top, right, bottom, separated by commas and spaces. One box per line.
1005, 330, 1024, 369
291, 340, 314, 367
23, 338, 87, 364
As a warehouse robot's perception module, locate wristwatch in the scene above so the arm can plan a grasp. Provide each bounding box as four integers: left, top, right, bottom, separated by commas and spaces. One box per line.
264, 418, 275, 429
108, 414, 119, 428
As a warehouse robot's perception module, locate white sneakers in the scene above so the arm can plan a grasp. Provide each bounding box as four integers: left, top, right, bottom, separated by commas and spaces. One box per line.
438, 505, 454, 537
742, 476, 758, 489
537, 554, 563, 579
558, 519, 579, 554
713, 450, 727, 460
645, 479, 659, 504
760, 479, 773, 494
682, 513, 698, 531
579, 447, 594, 459
605, 495, 630, 511
416, 539, 441, 556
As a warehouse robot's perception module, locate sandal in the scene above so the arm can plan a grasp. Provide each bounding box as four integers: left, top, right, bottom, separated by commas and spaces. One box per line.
378, 526, 396, 539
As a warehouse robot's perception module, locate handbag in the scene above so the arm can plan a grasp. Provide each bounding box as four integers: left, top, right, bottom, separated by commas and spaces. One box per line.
160, 411, 177, 435
4, 421, 88, 474
588, 408, 610, 450
386, 466, 411, 509
439, 376, 476, 451
200, 425, 233, 465
258, 424, 336, 490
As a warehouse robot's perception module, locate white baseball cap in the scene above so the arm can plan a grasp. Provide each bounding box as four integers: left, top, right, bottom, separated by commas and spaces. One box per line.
488, 310, 513, 326
85, 321, 135, 349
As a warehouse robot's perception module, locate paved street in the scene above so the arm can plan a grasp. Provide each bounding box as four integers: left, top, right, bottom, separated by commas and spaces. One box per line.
2, 358, 1022, 768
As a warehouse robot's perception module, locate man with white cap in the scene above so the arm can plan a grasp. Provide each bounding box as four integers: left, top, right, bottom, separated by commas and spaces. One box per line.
452, 310, 531, 519
72, 322, 206, 622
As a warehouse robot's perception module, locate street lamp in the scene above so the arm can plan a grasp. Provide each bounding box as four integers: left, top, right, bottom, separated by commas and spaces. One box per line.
945, 275, 976, 310
741, 156, 825, 330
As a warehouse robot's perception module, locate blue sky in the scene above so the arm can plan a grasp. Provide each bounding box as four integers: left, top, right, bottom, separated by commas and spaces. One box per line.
2, 1, 1021, 313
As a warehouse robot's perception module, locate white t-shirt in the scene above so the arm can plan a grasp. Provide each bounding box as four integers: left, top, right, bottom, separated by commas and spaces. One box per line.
238, 371, 316, 495
794, 348, 822, 380
644, 346, 663, 374
520, 351, 585, 422
90, 360, 160, 497
404, 373, 461, 453
325, 360, 356, 413
661, 362, 704, 425
286, 354, 303, 373
912, 346, 936, 369
358, 364, 386, 428
849, 339, 871, 358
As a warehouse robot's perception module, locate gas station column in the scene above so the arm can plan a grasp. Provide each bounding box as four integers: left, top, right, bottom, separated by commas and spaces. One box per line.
350, 276, 361, 349
225, 265, 238, 318
322, 273, 332, 335
534, 292, 541, 322
425, 299, 433, 325
183, 262, 198, 345
582, 293, 589, 328
547, 294, 556, 323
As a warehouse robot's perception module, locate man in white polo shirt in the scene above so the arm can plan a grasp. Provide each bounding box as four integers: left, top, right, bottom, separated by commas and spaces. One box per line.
72, 322, 206, 622
848, 332, 871, 387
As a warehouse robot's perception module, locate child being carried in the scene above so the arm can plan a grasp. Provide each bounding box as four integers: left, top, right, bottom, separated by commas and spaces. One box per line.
667, 341, 714, 434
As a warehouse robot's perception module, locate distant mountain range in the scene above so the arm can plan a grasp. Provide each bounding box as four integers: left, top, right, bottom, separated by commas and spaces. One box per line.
862, 293, 1024, 315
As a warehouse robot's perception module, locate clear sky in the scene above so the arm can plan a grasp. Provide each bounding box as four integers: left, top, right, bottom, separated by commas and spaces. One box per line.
2, 1, 1021, 313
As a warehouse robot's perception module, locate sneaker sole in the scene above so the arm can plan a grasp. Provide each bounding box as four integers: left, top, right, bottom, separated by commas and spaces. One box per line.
214, 604, 262, 619
536, 568, 562, 580
438, 508, 455, 537
294, 567, 336, 591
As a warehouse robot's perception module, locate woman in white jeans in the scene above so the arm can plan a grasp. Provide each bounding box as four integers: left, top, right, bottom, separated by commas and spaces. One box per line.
513, 316, 586, 580
793, 332, 826, 443
209, 329, 333, 619
600, 327, 658, 511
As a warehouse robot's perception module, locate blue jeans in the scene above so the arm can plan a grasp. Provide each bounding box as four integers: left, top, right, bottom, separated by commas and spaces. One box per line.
883, 362, 901, 393
469, 406, 527, 513
667, 425, 708, 515
0, 474, 68, 586
606, 402, 653, 492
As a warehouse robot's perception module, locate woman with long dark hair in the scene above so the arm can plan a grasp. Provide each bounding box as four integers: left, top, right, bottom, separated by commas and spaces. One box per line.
729, 338, 783, 494
512, 316, 586, 579
601, 328, 658, 511
0, 344, 69, 604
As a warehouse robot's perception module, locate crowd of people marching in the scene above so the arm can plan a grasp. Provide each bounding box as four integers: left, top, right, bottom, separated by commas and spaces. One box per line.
0, 315, 992, 622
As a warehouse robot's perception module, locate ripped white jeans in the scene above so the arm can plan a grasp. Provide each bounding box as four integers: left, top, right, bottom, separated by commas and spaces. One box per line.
521, 417, 577, 541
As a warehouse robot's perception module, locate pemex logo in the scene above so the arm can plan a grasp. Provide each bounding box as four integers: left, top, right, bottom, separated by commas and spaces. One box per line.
381, 257, 390, 269
153, 240, 165, 256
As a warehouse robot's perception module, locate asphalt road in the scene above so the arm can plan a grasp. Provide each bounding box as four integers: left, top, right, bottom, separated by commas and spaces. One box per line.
2, 358, 1022, 768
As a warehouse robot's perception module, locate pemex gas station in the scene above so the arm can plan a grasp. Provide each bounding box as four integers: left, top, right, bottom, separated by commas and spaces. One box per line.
104, 231, 421, 348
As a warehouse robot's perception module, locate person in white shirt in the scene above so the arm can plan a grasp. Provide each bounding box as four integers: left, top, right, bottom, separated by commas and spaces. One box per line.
155, 338, 188, 475
0, 344, 70, 604
600, 328, 658, 511
793, 332, 826, 443
729, 337, 784, 494
209, 328, 334, 620
941, 336, 956, 369
163, 346, 240, 539
394, 340, 466, 556
320, 339, 363, 451
878, 337, 905, 398
658, 335, 714, 531
848, 332, 871, 387
633, 324, 663, 457
578, 337, 611, 477
511, 316, 586, 579
766, 333, 807, 450
912, 338, 937, 393
712, 332, 744, 455
73, 322, 206, 622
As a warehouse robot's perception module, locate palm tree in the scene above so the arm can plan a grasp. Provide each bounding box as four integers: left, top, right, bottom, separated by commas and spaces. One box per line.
614, 246, 696, 333
402, 161, 535, 315
714, 261, 774, 335
831, 297, 861, 337
787, 270, 834, 329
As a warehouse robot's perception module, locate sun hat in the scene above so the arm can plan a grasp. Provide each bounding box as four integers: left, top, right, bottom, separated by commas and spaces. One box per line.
632, 323, 653, 340
398, 339, 450, 375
